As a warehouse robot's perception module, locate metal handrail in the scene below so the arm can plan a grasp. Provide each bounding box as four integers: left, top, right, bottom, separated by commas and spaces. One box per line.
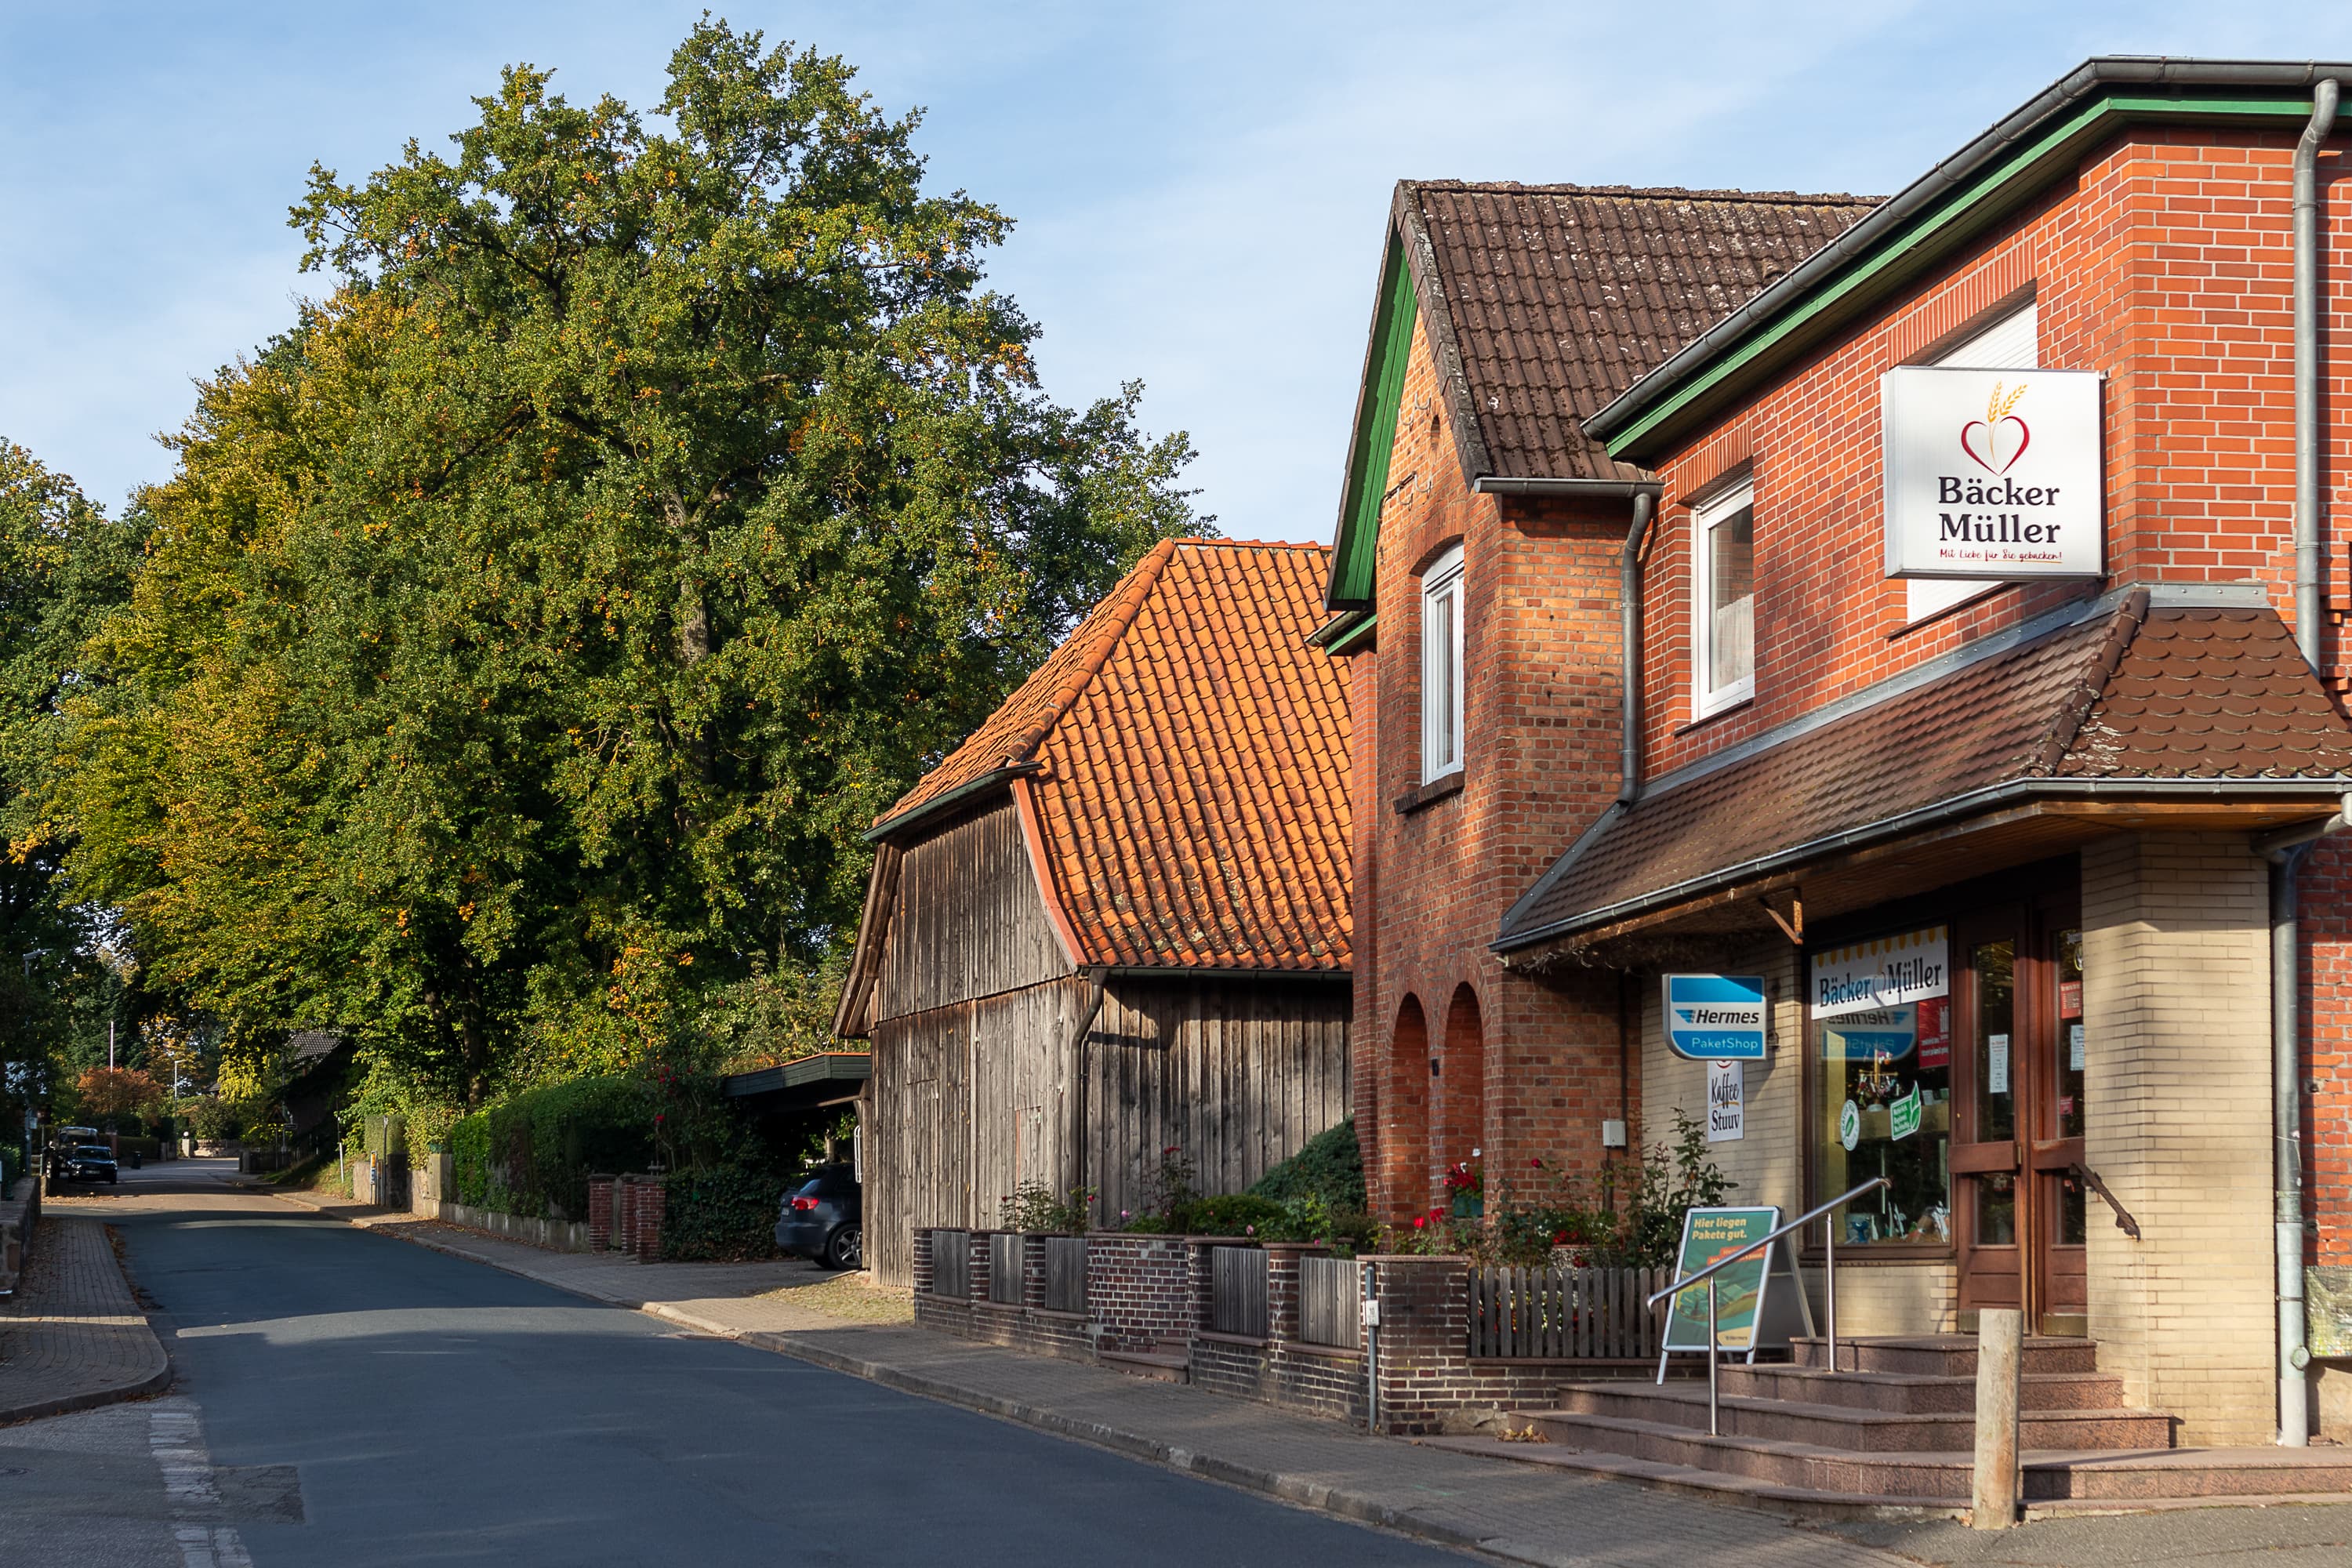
1646, 1175, 1891, 1434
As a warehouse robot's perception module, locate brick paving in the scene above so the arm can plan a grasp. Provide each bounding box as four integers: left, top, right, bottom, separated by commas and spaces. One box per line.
0, 1212, 171, 1424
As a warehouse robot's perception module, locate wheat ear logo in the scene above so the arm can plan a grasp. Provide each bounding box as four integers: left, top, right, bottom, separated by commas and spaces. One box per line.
1959, 380, 2031, 474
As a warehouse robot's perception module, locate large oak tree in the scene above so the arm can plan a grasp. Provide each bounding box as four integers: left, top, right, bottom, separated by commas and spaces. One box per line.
56, 21, 1204, 1105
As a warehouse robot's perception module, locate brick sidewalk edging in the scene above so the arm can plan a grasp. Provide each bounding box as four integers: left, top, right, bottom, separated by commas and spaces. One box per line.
0, 1215, 172, 1426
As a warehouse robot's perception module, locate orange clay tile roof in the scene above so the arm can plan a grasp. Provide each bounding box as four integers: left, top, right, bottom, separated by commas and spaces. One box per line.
874, 539, 1350, 971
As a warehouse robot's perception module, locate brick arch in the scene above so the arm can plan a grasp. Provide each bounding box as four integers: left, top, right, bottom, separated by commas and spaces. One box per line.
1384, 994, 1432, 1221
1438, 983, 1486, 1188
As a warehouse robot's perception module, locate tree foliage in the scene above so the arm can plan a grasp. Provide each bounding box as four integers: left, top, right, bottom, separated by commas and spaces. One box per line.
52, 20, 1205, 1106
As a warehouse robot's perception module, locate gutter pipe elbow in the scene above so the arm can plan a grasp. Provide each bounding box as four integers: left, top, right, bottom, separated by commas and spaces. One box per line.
1618, 492, 1657, 805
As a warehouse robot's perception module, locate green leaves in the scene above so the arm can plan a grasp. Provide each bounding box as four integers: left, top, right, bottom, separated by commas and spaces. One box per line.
56, 19, 1205, 1107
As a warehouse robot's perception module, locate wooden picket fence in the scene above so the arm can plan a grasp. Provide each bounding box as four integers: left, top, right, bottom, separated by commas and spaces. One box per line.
1298, 1254, 1359, 1349
1044, 1236, 1087, 1313
1210, 1245, 1269, 1338
931, 1229, 971, 1299
1468, 1265, 1672, 1359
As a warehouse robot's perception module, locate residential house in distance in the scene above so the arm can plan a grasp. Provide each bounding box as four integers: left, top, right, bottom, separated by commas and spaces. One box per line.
840, 539, 1352, 1287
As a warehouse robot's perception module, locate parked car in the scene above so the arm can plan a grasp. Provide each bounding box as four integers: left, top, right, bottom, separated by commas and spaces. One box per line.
61, 1144, 118, 1185
775, 1166, 861, 1269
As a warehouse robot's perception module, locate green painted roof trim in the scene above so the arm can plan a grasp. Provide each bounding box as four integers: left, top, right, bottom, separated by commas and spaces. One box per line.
1316, 610, 1377, 656
1600, 91, 2318, 463
1327, 237, 1419, 610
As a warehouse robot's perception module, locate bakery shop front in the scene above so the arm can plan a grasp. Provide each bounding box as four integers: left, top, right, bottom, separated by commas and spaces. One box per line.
1493, 59, 2352, 1446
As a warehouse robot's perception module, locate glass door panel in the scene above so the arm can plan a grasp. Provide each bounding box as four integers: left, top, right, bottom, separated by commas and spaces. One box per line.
1971, 938, 2017, 1246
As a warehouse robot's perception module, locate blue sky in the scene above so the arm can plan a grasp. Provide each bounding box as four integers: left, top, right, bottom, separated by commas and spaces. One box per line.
6, 2, 2352, 542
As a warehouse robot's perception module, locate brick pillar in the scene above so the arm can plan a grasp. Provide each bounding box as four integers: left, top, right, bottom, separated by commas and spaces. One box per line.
1265, 1243, 1313, 1342
586, 1176, 615, 1252
632, 1175, 666, 1262
1022, 1233, 1048, 1312
1185, 1237, 1219, 1335
912, 1229, 934, 1297
968, 1231, 991, 1302
612, 1175, 636, 1255
1369, 1254, 1475, 1433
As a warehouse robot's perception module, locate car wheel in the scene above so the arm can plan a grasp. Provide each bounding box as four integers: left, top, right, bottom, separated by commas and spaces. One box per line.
824, 1225, 862, 1272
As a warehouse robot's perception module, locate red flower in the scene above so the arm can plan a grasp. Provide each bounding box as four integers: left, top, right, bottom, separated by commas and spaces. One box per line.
1552, 1230, 1570, 1245
1530, 1157, 1543, 1169
1413, 1214, 1428, 1229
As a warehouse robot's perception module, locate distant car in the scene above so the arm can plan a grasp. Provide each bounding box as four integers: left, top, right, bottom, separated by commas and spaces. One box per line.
776, 1166, 862, 1270
62, 1144, 118, 1185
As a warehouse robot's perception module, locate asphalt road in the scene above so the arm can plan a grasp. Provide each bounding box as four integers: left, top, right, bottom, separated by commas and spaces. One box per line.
9, 1165, 1465, 1567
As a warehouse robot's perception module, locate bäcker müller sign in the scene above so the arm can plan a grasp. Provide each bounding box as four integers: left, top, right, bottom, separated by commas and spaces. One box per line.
1880, 365, 2104, 579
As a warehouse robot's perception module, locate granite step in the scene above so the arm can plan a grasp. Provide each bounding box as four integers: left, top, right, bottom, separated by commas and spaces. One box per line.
1098, 1345, 1189, 1383
1431, 1431, 2352, 1515
1791, 1333, 2099, 1377
1550, 1384, 2173, 1454
1702, 1363, 2131, 1414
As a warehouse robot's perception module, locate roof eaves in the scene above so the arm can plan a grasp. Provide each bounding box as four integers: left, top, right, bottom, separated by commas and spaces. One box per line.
1584, 57, 2352, 463
1494, 775, 2352, 955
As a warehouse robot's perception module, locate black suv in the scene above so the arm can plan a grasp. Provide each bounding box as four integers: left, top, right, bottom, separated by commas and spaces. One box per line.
775, 1166, 862, 1270
60, 1143, 118, 1185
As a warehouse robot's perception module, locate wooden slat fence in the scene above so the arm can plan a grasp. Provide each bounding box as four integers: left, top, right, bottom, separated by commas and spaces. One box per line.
1044, 1236, 1087, 1314
1467, 1266, 1671, 1359
931, 1229, 971, 1300
988, 1233, 1022, 1305
1210, 1245, 1269, 1338
1298, 1254, 1358, 1349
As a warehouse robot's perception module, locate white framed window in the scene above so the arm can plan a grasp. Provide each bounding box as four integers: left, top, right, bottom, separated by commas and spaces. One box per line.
1692, 483, 1756, 717
1907, 301, 2038, 622
1420, 543, 1465, 782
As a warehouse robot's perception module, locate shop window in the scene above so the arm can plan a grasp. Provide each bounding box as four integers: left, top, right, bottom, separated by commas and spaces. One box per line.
1419, 544, 1464, 781
1692, 484, 1755, 716
1907, 301, 2038, 623
1811, 924, 1954, 1249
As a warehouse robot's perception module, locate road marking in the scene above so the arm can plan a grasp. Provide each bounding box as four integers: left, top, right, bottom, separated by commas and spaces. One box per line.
148, 1403, 252, 1568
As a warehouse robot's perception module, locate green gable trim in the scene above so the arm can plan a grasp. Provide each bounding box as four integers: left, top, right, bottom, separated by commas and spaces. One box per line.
1600, 91, 2318, 464
1327, 237, 1420, 610
1312, 609, 1377, 656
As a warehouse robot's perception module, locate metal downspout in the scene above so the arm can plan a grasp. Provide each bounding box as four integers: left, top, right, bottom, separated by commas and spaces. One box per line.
2271, 843, 2316, 1446
1618, 492, 1657, 804
2276, 77, 2340, 1449
2295, 78, 2339, 670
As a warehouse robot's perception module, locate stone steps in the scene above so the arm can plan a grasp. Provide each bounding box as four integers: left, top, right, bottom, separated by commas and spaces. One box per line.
1791, 1333, 2098, 1377
1702, 1363, 2129, 1414
1549, 1381, 2173, 1452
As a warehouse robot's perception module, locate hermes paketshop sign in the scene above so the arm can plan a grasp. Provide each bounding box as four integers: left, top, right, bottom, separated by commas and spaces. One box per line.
1881, 366, 2103, 579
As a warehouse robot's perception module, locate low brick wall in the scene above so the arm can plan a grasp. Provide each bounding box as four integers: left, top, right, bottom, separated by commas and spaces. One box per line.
912, 1229, 1657, 1433
0, 1174, 38, 1295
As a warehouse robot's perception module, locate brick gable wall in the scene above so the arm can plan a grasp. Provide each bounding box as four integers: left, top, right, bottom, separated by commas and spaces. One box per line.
1349, 309, 1632, 1221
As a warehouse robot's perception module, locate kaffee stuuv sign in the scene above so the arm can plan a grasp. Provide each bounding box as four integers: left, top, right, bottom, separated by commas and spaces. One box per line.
1881, 366, 2103, 579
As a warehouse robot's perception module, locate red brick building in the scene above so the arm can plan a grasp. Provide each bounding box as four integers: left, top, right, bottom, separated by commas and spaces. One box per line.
1318, 182, 1874, 1218
1330, 60, 2352, 1446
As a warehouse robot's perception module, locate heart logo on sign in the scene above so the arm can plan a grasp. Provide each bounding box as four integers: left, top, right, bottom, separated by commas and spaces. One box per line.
1958, 381, 2031, 474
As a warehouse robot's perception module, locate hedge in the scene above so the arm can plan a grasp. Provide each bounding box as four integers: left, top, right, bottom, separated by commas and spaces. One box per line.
449, 1076, 653, 1221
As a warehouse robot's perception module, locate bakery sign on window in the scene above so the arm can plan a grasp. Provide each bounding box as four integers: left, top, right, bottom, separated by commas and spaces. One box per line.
1880, 366, 2103, 579
1811, 927, 1951, 1066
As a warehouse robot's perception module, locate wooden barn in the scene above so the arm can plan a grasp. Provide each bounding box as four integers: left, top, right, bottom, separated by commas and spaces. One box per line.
838, 539, 1352, 1286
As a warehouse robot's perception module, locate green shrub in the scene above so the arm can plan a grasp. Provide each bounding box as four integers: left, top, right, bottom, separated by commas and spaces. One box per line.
999, 1180, 1096, 1234
663, 1164, 788, 1261
1185, 1192, 1287, 1236
1250, 1118, 1365, 1212
448, 1076, 652, 1220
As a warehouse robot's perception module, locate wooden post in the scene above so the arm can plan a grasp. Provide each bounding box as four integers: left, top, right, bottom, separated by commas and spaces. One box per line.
1971, 1307, 2023, 1529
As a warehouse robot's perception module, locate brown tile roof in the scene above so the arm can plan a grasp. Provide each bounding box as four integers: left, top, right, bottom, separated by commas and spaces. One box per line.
1403, 183, 1879, 483
876, 539, 1351, 972
1497, 592, 2352, 949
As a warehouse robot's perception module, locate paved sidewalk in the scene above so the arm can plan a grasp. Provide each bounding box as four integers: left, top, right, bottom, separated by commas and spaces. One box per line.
0, 1214, 172, 1425
246, 1178, 1904, 1568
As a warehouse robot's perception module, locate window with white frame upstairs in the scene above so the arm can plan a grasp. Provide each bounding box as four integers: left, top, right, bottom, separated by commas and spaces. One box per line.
1420, 543, 1464, 782
1693, 483, 1755, 717
1907, 300, 2039, 622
